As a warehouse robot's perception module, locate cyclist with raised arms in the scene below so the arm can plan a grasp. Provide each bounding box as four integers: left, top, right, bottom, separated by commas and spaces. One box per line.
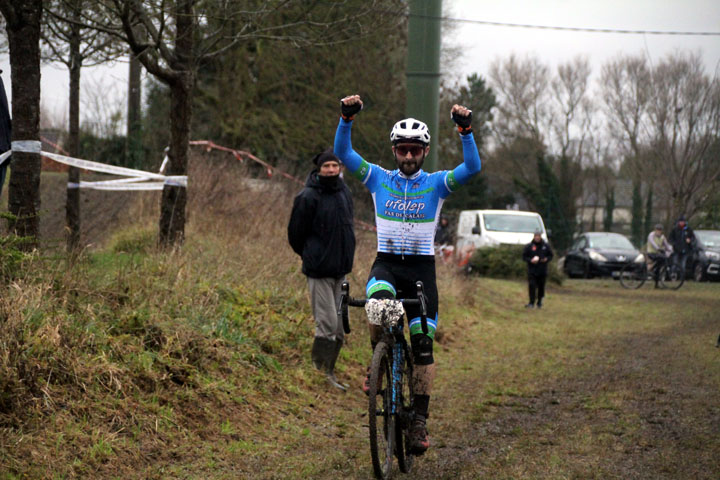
334, 94, 481, 454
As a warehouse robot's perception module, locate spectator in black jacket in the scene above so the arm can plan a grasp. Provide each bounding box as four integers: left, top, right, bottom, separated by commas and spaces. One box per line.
522, 229, 554, 309
0, 72, 11, 197
668, 215, 695, 272
288, 148, 355, 390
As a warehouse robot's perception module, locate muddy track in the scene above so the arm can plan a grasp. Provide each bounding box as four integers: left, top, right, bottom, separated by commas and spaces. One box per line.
401, 316, 719, 479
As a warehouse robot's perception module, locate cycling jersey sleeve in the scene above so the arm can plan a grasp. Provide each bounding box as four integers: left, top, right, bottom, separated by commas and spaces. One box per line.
334, 117, 379, 190
437, 132, 482, 197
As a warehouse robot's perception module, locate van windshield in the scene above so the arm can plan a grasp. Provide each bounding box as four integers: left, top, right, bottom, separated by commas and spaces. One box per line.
483, 214, 542, 233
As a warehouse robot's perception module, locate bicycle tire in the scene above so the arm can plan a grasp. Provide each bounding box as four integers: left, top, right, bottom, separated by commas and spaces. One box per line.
395, 341, 415, 474
619, 262, 647, 289
368, 341, 394, 479
659, 264, 685, 290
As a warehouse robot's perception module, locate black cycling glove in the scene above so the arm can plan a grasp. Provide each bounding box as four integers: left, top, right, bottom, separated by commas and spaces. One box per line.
451, 110, 473, 135
341, 100, 362, 121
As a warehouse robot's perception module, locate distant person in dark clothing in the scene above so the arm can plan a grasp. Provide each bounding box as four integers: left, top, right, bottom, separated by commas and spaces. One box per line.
522, 229, 554, 309
0, 71, 11, 197
434, 215, 452, 245
288, 148, 355, 391
668, 215, 695, 272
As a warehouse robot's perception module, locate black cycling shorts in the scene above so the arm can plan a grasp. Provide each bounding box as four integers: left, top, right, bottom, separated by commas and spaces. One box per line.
365, 253, 438, 339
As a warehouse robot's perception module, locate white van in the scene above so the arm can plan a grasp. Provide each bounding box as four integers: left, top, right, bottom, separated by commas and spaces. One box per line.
455, 210, 548, 254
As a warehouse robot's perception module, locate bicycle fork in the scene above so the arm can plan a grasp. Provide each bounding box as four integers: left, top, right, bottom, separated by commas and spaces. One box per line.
391, 341, 403, 417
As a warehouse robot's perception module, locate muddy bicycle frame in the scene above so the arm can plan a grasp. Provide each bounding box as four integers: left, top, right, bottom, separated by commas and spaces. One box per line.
337, 281, 428, 478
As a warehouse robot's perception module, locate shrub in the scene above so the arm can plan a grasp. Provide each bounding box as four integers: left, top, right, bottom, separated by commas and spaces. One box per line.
108, 226, 157, 254
467, 245, 563, 285
0, 233, 34, 282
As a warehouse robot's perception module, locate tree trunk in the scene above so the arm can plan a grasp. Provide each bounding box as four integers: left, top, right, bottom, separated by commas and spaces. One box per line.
66, 7, 81, 252
158, 77, 191, 247
127, 53, 143, 168
4, 0, 42, 248
158, 0, 194, 248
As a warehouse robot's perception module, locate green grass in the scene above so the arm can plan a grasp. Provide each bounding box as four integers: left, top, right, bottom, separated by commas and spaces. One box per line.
1, 213, 719, 479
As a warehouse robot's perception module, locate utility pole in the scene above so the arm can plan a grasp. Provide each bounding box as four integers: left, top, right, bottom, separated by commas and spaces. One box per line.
406, 0, 442, 171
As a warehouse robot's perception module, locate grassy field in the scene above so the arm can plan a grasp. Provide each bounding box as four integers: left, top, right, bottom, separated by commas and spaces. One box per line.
1, 171, 719, 479
1, 234, 718, 479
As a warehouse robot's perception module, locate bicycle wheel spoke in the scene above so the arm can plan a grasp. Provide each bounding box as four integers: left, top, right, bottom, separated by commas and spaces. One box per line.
620, 262, 647, 289
396, 342, 415, 474
659, 264, 685, 290
368, 342, 394, 479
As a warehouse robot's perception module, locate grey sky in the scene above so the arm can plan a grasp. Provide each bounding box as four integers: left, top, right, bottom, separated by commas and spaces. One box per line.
445, 0, 720, 83
1, 0, 718, 124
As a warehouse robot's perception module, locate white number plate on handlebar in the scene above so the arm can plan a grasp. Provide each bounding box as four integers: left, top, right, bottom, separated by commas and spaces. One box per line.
365, 299, 405, 328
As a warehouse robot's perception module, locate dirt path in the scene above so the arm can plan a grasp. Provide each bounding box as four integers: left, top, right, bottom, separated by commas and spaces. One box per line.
285, 280, 720, 480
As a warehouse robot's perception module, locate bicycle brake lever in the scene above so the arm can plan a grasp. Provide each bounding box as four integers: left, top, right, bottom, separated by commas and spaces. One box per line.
339, 281, 351, 334
416, 281, 428, 335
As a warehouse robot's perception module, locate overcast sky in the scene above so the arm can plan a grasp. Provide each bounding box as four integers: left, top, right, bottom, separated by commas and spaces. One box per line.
1, 0, 719, 125
444, 0, 720, 84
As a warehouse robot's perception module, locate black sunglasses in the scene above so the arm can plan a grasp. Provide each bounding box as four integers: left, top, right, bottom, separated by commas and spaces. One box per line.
395, 144, 424, 156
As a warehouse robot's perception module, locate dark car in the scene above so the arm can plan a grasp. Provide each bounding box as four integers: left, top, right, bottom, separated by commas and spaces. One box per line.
563, 232, 642, 278
689, 230, 720, 281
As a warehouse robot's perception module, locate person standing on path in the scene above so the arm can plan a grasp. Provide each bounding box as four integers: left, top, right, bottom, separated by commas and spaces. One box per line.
522, 229, 553, 309
288, 148, 355, 391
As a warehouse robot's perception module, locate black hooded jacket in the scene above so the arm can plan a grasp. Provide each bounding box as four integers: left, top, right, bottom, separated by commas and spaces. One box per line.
522, 239, 554, 276
288, 172, 355, 278
0, 74, 11, 197
668, 222, 695, 255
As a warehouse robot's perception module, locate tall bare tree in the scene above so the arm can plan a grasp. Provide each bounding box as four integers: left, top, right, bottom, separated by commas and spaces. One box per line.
647, 53, 720, 218
489, 54, 594, 246
549, 56, 593, 234
43, 0, 123, 252
602, 52, 720, 220
0, 0, 42, 247
489, 53, 551, 151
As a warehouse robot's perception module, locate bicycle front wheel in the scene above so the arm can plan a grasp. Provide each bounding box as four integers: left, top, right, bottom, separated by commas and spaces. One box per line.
659, 264, 685, 290
368, 341, 394, 479
396, 341, 415, 474
619, 262, 647, 289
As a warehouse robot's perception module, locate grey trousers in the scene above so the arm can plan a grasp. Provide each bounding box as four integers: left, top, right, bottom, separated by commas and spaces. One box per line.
308, 276, 345, 342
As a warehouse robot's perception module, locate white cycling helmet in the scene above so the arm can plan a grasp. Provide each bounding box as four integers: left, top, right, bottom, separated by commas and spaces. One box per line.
390, 118, 430, 145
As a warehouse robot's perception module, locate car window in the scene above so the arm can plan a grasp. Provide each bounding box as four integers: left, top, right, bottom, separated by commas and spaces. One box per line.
483, 214, 541, 233
696, 231, 720, 248
571, 237, 585, 250
587, 234, 634, 250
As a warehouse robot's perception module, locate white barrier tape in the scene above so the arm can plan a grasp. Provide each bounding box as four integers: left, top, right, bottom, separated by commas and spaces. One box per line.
41, 151, 166, 179
72, 177, 155, 187
7, 142, 188, 190
12, 140, 42, 153
68, 176, 186, 191
164, 176, 187, 187
159, 154, 169, 174
68, 182, 166, 191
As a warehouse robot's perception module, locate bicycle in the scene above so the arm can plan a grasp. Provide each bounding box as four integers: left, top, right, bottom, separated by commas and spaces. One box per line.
619, 252, 685, 290
337, 281, 428, 480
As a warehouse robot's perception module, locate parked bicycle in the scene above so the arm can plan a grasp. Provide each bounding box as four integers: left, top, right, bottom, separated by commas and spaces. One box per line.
619, 251, 685, 290
337, 281, 428, 480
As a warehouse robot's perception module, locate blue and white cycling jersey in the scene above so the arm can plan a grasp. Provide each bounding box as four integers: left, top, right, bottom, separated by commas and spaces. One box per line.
334, 118, 481, 256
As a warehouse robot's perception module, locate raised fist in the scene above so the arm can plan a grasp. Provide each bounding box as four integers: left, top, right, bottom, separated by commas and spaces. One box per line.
340, 95, 363, 120
451, 104, 472, 130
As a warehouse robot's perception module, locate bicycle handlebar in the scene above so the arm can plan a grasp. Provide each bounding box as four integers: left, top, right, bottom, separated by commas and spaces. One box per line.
337, 281, 428, 335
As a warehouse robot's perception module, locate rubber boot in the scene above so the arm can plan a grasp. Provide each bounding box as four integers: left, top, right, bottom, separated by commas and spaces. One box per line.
325, 338, 348, 391
311, 337, 327, 371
